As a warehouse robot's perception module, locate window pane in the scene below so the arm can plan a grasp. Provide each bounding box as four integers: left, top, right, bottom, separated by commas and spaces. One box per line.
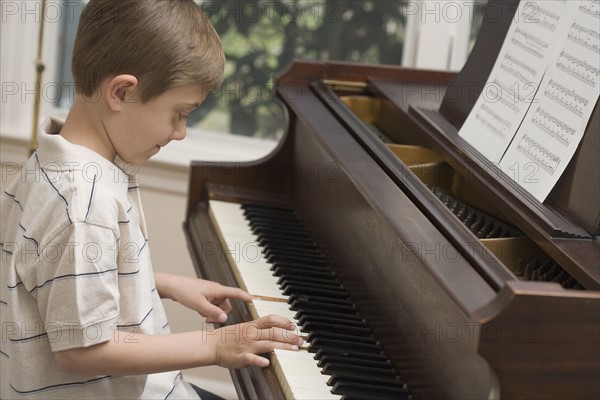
469, 1, 489, 51
56, 0, 85, 109
191, 0, 411, 140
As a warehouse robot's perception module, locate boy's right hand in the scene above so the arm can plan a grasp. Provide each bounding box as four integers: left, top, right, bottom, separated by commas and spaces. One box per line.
205, 314, 303, 369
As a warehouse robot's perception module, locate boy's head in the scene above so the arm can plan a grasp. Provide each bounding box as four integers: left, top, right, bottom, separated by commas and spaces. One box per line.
72, 0, 224, 102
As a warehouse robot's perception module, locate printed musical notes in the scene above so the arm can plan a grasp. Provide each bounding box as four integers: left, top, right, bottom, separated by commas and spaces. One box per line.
511, 27, 549, 59
568, 22, 600, 54
500, 54, 539, 84
530, 107, 576, 147
516, 134, 561, 175
459, 0, 570, 163
498, 1, 600, 201
460, 0, 600, 202
579, 0, 599, 18
545, 78, 589, 116
556, 51, 599, 88
523, 2, 561, 32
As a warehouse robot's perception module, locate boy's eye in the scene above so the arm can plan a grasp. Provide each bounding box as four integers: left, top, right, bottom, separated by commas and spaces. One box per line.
178, 113, 189, 121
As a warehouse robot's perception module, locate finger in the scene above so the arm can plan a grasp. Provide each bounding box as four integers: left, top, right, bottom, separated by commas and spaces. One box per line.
263, 327, 304, 346
242, 352, 269, 368
205, 300, 231, 323
217, 299, 232, 315
218, 286, 254, 303
198, 298, 228, 323
252, 339, 301, 354
247, 327, 302, 346
254, 314, 296, 330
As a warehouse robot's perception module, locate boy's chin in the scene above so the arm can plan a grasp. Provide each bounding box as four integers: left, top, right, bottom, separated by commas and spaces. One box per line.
117, 147, 160, 168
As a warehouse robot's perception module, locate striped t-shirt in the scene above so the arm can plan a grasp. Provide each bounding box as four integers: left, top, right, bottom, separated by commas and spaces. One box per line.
0, 118, 199, 399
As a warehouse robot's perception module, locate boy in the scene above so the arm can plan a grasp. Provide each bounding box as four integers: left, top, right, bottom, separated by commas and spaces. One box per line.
0, 1, 302, 399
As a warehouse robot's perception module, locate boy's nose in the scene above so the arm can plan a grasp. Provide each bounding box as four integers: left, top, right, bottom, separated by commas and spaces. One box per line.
171, 125, 187, 141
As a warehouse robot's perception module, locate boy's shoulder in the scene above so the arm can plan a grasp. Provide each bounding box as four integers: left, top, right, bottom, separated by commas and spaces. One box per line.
2, 119, 134, 244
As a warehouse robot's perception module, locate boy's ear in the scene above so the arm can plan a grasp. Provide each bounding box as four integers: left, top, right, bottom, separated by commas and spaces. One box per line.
106, 75, 139, 111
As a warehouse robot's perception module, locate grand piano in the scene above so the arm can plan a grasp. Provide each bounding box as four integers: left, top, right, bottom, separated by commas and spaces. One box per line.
184, 1, 600, 398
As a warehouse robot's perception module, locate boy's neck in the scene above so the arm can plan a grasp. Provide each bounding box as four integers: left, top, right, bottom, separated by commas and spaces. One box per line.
59, 96, 117, 162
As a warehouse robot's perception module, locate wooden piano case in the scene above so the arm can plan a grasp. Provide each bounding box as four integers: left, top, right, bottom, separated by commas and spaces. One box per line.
184, 1, 599, 398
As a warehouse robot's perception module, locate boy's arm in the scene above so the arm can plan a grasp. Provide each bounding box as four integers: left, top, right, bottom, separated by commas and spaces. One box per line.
154, 272, 253, 323
54, 314, 301, 376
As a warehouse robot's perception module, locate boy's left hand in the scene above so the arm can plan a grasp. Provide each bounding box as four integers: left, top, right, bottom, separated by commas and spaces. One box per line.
155, 273, 253, 323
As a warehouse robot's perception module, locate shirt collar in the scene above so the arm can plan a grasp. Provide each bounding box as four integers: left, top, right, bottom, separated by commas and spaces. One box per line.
35, 117, 135, 199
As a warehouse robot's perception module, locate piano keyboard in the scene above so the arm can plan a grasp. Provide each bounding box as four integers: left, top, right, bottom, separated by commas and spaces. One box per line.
208, 200, 410, 400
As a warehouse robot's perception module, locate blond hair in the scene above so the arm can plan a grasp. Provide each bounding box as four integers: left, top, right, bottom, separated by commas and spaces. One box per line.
72, 0, 224, 101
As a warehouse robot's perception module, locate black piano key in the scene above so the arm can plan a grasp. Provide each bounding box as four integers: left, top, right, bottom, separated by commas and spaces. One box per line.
289, 294, 356, 309
515, 259, 525, 277
242, 204, 299, 218
300, 315, 368, 329
264, 247, 326, 261
251, 225, 312, 240
272, 262, 334, 273
333, 381, 410, 400
242, 203, 297, 216
486, 224, 503, 238
314, 349, 390, 364
545, 262, 561, 280
523, 259, 536, 280
277, 275, 343, 288
321, 363, 398, 380
244, 212, 298, 223
272, 266, 337, 281
455, 204, 467, 219
280, 279, 344, 292
295, 308, 364, 323
290, 299, 357, 314
244, 213, 299, 225
282, 284, 349, 299
243, 208, 299, 220
463, 209, 476, 226
317, 354, 392, 369
257, 233, 317, 246
265, 248, 324, 259
257, 235, 317, 249
538, 259, 553, 273
266, 252, 329, 266
476, 219, 494, 238
469, 214, 485, 233
328, 374, 407, 390
249, 221, 310, 234
309, 337, 383, 354
301, 321, 372, 337
307, 331, 378, 346
299, 321, 372, 337
553, 269, 568, 284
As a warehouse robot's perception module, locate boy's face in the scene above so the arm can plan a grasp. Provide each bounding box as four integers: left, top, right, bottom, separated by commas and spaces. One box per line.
108, 83, 207, 166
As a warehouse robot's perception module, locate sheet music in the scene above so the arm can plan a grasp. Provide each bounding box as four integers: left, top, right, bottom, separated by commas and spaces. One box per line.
459, 0, 575, 163
458, 0, 600, 202
499, 0, 600, 201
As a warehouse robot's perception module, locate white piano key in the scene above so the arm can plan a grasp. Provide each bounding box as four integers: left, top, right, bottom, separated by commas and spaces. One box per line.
273, 349, 341, 400
241, 277, 287, 300
211, 201, 285, 298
